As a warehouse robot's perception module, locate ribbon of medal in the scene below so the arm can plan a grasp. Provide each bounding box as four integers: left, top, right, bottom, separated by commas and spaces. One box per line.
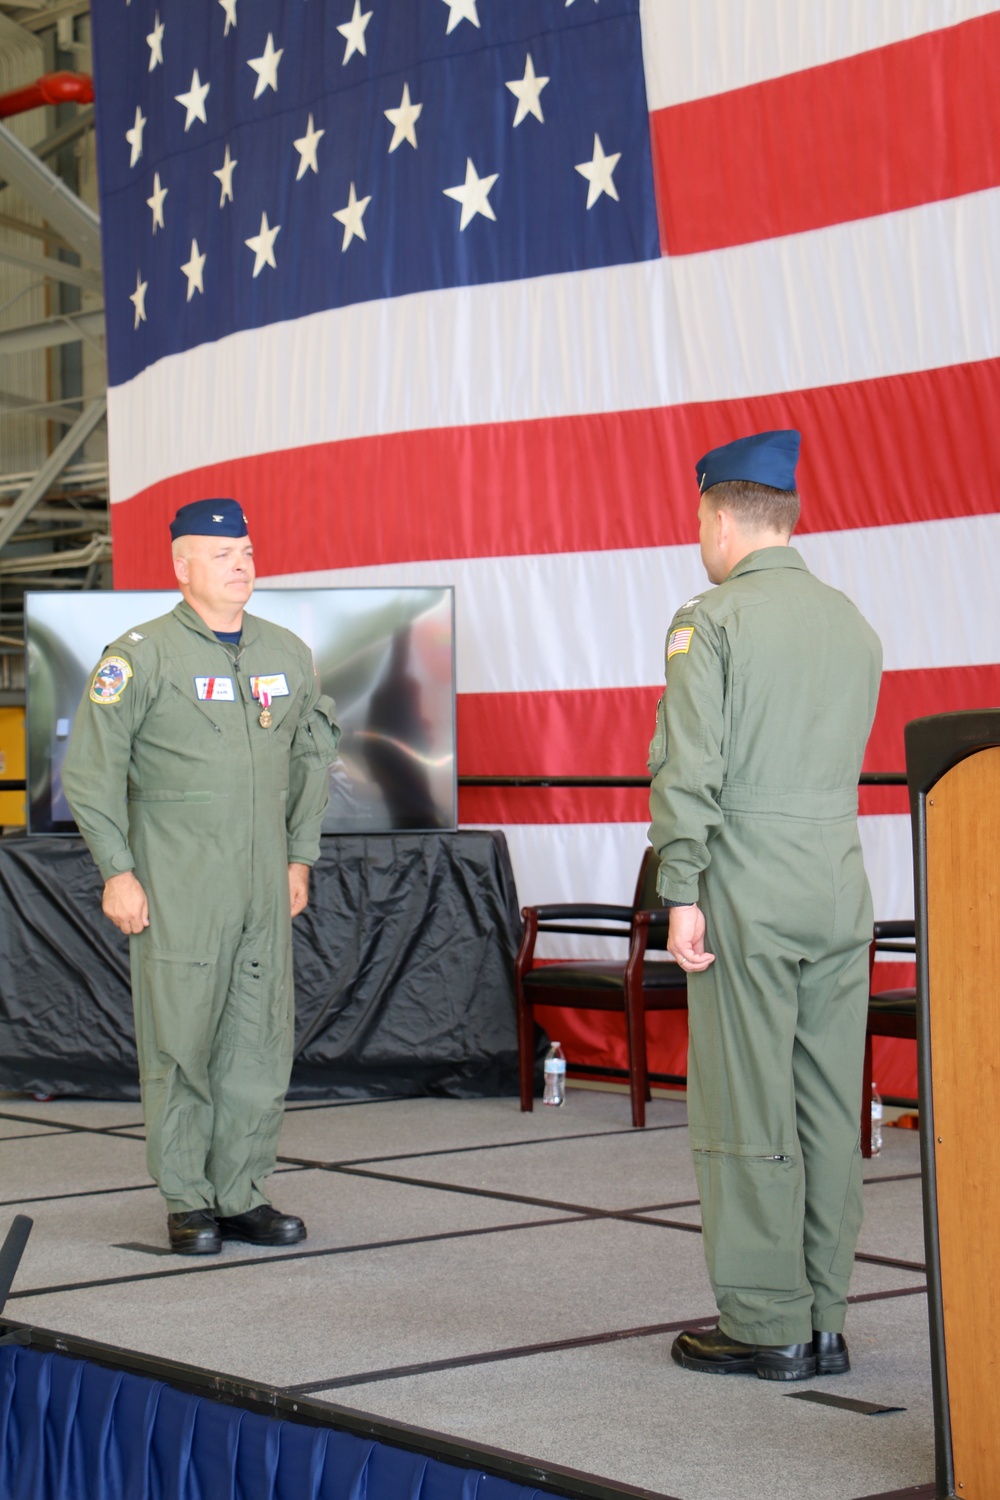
258, 684, 272, 728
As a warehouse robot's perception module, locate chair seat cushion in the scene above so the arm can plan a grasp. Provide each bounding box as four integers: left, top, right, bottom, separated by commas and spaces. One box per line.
523, 960, 687, 993
869, 988, 917, 1015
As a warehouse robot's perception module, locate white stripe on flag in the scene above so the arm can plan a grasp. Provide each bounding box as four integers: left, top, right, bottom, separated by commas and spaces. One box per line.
262, 515, 1000, 694
108, 187, 1000, 503
641, 0, 1000, 109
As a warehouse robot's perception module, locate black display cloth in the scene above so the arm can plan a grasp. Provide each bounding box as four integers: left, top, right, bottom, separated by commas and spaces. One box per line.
0, 831, 524, 1101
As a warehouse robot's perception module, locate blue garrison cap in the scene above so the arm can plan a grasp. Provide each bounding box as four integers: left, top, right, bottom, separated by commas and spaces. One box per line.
696, 429, 801, 494
169, 498, 248, 540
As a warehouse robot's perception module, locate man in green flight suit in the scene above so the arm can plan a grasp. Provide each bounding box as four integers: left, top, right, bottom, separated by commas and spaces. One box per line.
63, 499, 341, 1255
648, 431, 881, 1381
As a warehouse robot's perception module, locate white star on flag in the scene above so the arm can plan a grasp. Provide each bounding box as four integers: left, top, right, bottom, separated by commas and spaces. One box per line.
245, 212, 280, 276
125, 105, 146, 168
506, 54, 548, 126
333, 182, 371, 250
181, 239, 206, 300
443, 158, 498, 230
146, 13, 164, 71
441, 0, 479, 35
213, 144, 237, 206
338, 2, 373, 65
146, 172, 167, 232
385, 82, 421, 152
129, 270, 148, 329
293, 114, 325, 179
575, 133, 620, 208
175, 70, 210, 131
219, 0, 237, 35
248, 33, 283, 98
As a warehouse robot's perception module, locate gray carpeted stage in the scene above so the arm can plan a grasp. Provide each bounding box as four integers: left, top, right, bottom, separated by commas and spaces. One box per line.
0, 1087, 934, 1500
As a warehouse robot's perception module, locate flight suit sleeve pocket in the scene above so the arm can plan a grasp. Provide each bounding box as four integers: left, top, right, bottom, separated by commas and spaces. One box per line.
292, 694, 341, 769
647, 694, 667, 776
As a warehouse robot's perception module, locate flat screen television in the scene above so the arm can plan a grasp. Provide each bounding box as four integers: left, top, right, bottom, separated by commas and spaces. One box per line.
25, 587, 456, 836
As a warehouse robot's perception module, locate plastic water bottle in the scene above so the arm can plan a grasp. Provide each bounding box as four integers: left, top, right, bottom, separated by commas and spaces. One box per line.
543, 1042, 566, 1106
870, 1082, 883, 1155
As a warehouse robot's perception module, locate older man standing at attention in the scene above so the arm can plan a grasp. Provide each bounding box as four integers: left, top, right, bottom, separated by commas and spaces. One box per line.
63, 500, 340, 1255
648, 431, 881, 1381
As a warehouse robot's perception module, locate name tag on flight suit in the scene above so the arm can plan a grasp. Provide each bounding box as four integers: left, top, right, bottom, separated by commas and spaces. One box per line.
250, 674, 290, 700
195, 677, 236, 701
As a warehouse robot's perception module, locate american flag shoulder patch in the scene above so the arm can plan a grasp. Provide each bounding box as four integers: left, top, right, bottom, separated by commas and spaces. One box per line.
667, 626, 696, 659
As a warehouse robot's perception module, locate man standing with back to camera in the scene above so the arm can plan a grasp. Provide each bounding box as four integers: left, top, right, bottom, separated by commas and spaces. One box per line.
63, 500, 341, 1254
648, 431, 881, 1381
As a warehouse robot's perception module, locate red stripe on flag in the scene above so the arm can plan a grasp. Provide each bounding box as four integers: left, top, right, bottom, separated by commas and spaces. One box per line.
112, 358, 1000, 582
456, 665, 1000, 824
651, 13, 1000, 255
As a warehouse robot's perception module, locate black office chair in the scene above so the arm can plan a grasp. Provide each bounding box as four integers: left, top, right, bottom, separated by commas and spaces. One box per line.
515, 848, 688, 1128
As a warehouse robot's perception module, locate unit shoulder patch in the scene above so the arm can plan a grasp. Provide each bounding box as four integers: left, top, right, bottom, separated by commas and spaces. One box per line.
666, 626, 696, 660
90, 655, 133, 704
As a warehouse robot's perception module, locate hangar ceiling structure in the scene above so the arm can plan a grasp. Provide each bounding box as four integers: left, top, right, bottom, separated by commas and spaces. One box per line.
0, 0, 105, 709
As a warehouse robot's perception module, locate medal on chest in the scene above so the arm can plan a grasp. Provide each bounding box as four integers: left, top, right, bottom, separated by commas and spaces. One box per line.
250, 673, 288, 729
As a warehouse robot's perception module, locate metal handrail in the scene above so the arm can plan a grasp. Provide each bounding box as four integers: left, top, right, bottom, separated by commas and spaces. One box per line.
458, 771, 907, 788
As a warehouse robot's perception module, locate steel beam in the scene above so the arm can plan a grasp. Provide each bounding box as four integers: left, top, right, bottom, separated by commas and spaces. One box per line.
0, 117, 101, 264
0, 389, 94, 423
0, 395, 106, 553
0, 307, 103, 354
0, 239, 101, 291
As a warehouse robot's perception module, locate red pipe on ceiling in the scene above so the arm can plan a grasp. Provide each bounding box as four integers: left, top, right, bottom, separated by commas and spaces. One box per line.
0, 72, 94, 119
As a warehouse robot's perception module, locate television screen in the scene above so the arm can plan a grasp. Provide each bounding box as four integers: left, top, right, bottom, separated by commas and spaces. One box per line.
26, 587, 456, 836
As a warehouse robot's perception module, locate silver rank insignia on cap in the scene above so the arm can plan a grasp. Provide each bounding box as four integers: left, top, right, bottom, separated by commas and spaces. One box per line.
212, 514, 223, 522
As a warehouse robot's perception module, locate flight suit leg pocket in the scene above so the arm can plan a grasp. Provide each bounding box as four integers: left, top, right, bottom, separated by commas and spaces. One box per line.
219, 956, 270, 1052
693, 1146, 806, 1292
134, 947, 219, 1205
138, 948, 218, 1075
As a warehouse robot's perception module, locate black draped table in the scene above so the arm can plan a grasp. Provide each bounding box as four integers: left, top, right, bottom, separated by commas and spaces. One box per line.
0, 831, 524, 1101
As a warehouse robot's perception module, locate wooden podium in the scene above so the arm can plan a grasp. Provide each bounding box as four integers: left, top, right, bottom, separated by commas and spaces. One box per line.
905, 711, 1000, 1499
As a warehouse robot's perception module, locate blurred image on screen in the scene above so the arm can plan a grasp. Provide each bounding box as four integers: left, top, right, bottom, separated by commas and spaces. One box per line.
26, 588, 456, 836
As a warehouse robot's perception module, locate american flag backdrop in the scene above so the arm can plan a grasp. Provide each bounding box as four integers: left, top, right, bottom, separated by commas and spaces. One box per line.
91, 1, 1000, 1091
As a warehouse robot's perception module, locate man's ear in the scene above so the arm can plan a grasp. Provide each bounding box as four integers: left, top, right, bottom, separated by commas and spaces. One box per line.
173, 553, 188, 585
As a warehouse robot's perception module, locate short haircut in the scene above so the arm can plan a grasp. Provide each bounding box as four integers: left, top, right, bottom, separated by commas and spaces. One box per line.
703, 478, 800, 537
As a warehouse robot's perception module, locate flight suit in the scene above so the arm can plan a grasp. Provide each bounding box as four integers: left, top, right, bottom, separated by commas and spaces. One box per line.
648, 548, 881, 1345
62, 600, 340, 1216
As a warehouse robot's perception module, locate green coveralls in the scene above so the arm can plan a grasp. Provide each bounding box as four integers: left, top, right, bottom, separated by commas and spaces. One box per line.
648, 548, 882, 1345
62, 600, 340, 1216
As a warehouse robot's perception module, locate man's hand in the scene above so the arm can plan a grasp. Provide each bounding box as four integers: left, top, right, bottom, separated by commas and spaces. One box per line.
667, 904, 716, 972
102, 872, 149, 935
289, 862, 310, 918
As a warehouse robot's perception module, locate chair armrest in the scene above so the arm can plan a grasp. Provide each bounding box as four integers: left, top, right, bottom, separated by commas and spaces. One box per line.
874, 920, 915, 940
633, 909, 672, 927
524, 904, 635, 923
